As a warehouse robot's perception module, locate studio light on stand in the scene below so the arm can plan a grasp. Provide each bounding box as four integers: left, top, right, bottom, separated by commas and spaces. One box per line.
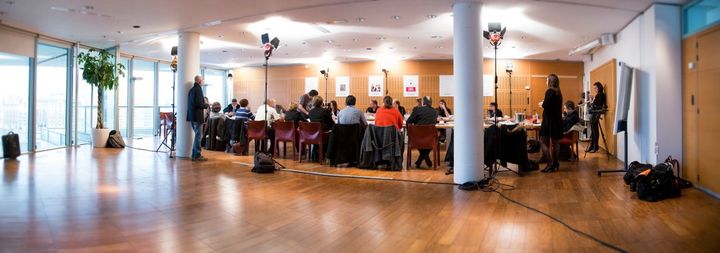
482, 22, 519, 181
381, 68, 389, 95
320, 69, 329, 106
157, 46, 178, 156
259, 33, 285, 168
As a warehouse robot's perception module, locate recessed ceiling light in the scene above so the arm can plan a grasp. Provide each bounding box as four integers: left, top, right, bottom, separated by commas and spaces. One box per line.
132, 25, 141, 29
376, 36, 386, 40
427, 14, 437, 19
217, 34, 224, 38
116, 31, 123, 34
366, 47, 372, 51
222, 50, 228, 53
431, 35, 442, 39
357, 17, 366, 22
389, 47, 394, 50
328, 19, 348, 24
302, 41, 307, 45
407, 36, 412, 40
344, 49, 351, 52
326, 40, 334, 43
437, 46, 444, 49
352, 38, 359, 42
391, 15, 401, 20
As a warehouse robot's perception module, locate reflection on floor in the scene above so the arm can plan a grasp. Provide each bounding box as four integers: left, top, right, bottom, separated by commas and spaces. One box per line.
1, 137, 719, 252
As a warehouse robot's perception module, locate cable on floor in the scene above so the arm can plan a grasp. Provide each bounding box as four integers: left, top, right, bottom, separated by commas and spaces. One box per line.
274, 167, 627, 253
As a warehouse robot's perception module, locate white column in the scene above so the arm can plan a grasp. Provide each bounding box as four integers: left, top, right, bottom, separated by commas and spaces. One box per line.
453, 1, 484, 184
175, 32, 201, 158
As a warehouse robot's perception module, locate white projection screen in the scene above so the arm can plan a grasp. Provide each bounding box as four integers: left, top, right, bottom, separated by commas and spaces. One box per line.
614, 61, 633, 134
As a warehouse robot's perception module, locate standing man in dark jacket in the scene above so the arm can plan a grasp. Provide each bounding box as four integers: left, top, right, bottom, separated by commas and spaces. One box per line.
406, 96, 439, 168
187, 75, 208, 161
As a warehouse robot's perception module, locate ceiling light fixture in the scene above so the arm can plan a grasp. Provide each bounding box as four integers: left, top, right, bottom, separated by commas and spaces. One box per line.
391, 15, 401, 20
427, 14, 437, 19
326, 40, 334, 43
431, 35, 442, 39
202, 20, 222, 27
352, 38, 359, 42
357, 17, 366, 22
132, 25, 141, 29
376, 36, 386, 40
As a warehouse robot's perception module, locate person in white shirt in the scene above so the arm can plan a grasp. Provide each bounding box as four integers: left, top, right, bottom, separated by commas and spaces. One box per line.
254, 99, 280, 154
255, 99, 281, 124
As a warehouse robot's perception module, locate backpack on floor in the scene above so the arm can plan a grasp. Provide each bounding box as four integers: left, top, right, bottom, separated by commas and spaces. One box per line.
252, 152, 275, 173
624, 161, 653, 192
664, 155, 693, 189
106, 130, 126, 148
2, 131, 21, 159
635, 162, 680, 202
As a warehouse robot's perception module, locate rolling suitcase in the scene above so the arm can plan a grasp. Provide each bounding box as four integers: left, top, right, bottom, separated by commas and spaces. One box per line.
2, 131, 21, 159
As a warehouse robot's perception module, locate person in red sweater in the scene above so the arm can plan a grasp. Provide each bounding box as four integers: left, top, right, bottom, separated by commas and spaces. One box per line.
374, 96, 404, 130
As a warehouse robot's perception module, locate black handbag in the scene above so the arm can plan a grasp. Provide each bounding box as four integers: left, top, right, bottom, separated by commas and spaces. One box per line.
2, 131, 21, 159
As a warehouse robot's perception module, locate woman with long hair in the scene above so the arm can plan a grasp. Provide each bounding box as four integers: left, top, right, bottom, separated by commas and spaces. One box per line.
374, 96, 404, 130
329, 100, 340, 117
539, 74, 563, 172
587, 82, 606, 153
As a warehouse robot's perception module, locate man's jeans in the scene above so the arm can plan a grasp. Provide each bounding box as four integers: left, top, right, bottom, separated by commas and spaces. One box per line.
191, 122, 203, 159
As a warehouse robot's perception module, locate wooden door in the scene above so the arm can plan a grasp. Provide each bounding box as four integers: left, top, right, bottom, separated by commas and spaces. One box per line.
696, 26, 720, 194
682, 35, 699, 183
589, 59, 617, 156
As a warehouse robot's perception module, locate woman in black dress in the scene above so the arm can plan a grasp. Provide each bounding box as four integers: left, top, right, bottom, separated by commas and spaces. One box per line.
587, 82, 606, 153
539, 74, 563, 172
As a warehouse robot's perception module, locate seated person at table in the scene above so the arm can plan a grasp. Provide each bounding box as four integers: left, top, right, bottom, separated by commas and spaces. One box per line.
436, 99, 452, 143
393, 99, 407, 116
562, 100, 580, 132
223, 98, 240, 115
366, 100, 379, 114
406, 96, 439, 168
375, 96, 404, 130
284, 102, 308, 125
308, 96, 335, 131
329, 100, 340, 118
234, 98, 254, 121
208, 102, 223, 119
255, 99, 280, 153
337, 95, 367, 128
412, 98, 422, 113
436, 99, 453, 118
488, 102, 503, 118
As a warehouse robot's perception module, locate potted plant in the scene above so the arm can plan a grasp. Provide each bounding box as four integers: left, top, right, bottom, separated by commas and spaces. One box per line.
77, 49, 125, 147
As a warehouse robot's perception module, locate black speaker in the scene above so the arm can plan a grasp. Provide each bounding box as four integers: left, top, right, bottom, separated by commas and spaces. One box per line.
270, 37, 280, 48
261, 33, 270, 45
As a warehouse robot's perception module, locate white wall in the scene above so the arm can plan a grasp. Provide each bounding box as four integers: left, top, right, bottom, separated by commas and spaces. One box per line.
583, 4, 682, 164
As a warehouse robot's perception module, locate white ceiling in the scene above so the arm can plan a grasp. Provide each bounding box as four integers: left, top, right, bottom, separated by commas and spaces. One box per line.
0, 0, 686, 68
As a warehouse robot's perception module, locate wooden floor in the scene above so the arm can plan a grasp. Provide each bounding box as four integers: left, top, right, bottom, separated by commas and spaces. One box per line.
1, 138, 720, 253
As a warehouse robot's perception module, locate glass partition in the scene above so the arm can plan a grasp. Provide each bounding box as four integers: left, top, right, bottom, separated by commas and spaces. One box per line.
118, 57, 130, 135
0, 52, 30, 155
158, 63, 175, 114
36, 44, 69, 150
204, 68, 225, 105
132, 60, 156, 137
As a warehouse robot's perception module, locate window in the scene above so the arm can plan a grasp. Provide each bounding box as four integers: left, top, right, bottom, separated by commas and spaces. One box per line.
76, 48, 93, 144
36, 44, 69, 150
132, 60, 156, 137
684, 0, 720, 36
118, 58, 130, 135
226, 74, 234, 105
204, 69, 225, 105
158, 63, 174, 113
0, 52, 30, 156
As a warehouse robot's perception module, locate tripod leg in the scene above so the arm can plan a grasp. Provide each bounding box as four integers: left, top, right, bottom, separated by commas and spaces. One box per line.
598, 122, 610, 160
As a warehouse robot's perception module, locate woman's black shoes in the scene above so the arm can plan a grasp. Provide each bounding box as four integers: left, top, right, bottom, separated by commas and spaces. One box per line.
541, 164, 559, 173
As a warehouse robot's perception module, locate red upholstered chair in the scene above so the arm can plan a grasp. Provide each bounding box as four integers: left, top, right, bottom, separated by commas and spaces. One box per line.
273, 121, 297, 160
298, 122, 326, 164
407, 125, 440, 169
247, 120, 268, 154
159, 112, 174, 138
558, 130, 580, 160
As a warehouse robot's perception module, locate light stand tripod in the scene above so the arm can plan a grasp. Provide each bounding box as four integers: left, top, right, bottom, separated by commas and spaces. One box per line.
156, 53, 178, 157
260, 34, 285, 169
583, 112, 610, 161
597, 120, 627, 176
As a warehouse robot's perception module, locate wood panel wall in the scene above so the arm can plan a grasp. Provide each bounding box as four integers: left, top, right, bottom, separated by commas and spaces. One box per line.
589, 59, 617, 156
231, 59, 583, 116
684, 24, 720, 194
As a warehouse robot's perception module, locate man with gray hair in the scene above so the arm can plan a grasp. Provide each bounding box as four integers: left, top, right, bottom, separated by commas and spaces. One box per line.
406, 96, 438, 168
187, 75, 207, 161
